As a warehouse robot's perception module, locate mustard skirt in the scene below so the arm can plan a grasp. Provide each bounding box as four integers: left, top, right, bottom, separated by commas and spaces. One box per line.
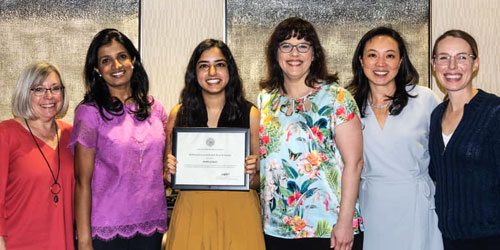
165, 190, 265, 250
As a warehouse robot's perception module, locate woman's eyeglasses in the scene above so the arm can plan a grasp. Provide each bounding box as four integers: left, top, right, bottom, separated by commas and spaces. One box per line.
433, 53, 476, 65
30, 86, 64, 96
278, 43, 312, 53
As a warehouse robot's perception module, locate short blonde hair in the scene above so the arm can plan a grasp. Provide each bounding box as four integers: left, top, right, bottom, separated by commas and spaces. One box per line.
11, 62, 69, 120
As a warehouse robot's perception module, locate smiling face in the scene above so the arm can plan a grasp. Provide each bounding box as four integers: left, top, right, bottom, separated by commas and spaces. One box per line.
30, 71, 63, 122
95, 39, 135, 91
360, 35, 401, 88
196, 47, 229, 96
277, 37, 313, 84
432, 36, 479, 93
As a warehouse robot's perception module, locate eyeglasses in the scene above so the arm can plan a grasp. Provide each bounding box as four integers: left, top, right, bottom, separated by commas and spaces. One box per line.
30, 86, 64, 96
433, 53, 476, 65
278, 43, 312, 53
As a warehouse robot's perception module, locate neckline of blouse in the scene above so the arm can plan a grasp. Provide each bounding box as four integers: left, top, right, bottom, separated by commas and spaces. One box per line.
271, 84, 324, 116
277, 83, 323, 101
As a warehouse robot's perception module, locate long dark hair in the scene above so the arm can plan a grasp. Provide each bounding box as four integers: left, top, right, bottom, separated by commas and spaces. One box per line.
82, 28, 151, 121
175, 39, 247, 127
347, 26, 418, 117
260, 17, 338, 93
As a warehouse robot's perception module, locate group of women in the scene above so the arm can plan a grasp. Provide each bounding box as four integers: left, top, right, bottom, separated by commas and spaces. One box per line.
0, 16, 498, 250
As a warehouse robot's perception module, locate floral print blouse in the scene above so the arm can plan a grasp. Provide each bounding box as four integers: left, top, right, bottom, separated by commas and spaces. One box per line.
258, 83, 363, 239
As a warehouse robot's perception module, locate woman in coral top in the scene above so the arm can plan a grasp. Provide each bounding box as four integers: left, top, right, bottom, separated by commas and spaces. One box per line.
0, 62, 74, 250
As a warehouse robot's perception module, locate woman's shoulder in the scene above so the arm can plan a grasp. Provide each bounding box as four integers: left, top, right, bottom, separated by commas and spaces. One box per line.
56, 120, 73, 138
75, 102, 98, 113
430, 100, 448, 120
410, 85, 440, 106
148, 96, 167, 112
257, 89, 275, 99
0, 119, 24, 147
322, 83, 355, 103
73, 102, 102, 125
170, 104, 182, 114
148, 96, 163, 107
0, 119, 20, 134
0, 118, 17, 127
408, 84, 435, 97
257, 89, 278, 109
242, 100, 256, 110
56, 120, 72, 130
321, 81, 347, 93
477, 90, 500, 118
478, 89, 500, 104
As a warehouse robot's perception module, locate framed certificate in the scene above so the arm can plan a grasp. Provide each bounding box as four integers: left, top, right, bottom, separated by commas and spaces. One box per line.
172, 127, 250, 191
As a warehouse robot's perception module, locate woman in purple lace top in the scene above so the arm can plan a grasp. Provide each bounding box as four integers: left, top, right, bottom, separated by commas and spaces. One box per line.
70, 29, 167, 250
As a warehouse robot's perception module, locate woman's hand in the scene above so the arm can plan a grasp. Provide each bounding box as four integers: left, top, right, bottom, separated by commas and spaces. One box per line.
330, 220, 354, 250
0, 236, 6, 250
164, 154, 177, 184
245, 154, 258, 183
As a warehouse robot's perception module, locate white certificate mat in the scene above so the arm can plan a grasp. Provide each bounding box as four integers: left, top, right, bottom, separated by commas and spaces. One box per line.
172, 127, 249, 190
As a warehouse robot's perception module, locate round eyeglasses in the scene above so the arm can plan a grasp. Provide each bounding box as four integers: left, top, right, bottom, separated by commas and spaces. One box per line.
278, 43, 312, 53
30, 86, 64, 96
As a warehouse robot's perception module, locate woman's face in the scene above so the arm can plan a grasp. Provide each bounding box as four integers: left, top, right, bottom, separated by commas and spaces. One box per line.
95, 40, 135, 90
196, 47, 229, 96
432, 36, 479, 93
360, 35, 401, 88
277, 36, 313, 84
30, 71, 64, 121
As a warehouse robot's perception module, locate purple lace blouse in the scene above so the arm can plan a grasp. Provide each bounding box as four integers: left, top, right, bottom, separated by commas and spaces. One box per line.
69, 99, 167, 240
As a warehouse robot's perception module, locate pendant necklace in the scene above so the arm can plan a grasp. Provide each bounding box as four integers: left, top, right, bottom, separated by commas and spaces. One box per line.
134, 136, 146, 164
25, 119, 61, 204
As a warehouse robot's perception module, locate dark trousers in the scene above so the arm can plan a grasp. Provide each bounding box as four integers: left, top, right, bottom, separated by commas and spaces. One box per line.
92, 232, 164, 250
265, 232, 363, 250
443, 235, 500, 250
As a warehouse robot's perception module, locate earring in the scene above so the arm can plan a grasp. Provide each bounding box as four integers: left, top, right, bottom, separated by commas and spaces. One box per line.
98, 73, 102, 77
131, 65, 134, 69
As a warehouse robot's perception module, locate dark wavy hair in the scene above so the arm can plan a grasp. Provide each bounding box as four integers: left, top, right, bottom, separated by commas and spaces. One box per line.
260, 17, 338, 93
432, 29, 478, 58
347, 26, 418, 118
175, 39, 247, 127
81, 28, 151, 121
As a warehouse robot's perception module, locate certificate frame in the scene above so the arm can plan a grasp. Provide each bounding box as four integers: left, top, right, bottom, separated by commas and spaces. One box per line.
172, 127, 250, 191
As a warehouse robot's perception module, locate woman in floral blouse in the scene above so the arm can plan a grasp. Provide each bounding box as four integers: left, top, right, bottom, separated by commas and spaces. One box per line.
258, 17, 364, 250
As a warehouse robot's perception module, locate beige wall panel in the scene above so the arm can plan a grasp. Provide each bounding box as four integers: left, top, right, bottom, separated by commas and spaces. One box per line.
141, 0, 225, 113
431, 0, 500, 99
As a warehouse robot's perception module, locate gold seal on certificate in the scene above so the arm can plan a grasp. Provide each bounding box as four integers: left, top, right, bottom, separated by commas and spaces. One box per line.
172, 127, 250, 191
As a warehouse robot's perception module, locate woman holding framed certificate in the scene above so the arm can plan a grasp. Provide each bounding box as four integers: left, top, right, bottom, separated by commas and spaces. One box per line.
258, 17, 364, 250
164, 39, 265, 250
